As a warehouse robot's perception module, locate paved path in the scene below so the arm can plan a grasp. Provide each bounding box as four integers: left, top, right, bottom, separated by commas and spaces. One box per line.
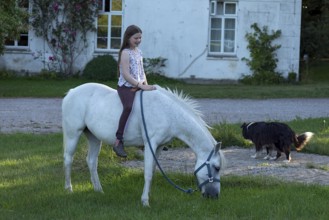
1, 98, 329, 133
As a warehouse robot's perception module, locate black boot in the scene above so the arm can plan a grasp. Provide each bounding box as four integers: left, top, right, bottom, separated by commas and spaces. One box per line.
113, 140, 127, 158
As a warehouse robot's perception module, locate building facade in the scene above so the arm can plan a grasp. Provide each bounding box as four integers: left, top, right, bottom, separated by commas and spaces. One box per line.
0, 0, 302, 81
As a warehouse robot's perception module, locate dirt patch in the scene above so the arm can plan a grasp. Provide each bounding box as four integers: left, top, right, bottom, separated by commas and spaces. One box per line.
122, 146, 329, 186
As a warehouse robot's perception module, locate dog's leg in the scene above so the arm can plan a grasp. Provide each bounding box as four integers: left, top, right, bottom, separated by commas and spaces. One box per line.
251, 151, 261, 159
252, 144, 262, 159
283, 148, 291, 162
264, 145, 272, 160
270, 151, 281, 160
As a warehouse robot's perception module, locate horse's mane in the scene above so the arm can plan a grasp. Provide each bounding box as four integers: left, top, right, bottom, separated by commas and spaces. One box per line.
156, 86, 211, 130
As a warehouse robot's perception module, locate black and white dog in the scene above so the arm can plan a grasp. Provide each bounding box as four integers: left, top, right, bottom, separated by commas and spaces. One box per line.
241, 122, 314, 162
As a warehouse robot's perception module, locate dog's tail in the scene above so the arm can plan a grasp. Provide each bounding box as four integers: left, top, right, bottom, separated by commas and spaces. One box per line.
294, 132, 314, 151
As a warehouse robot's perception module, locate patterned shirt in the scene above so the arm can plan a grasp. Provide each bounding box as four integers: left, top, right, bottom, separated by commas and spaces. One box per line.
118, 48, 145, 87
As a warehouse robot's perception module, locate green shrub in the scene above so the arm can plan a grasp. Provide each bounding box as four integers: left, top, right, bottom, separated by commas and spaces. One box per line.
0, 70, 17, 79
288, 71, 297, 83
143, 57, 167, 75
82, 55, 118, 81
241, 23, 283, 85
240, 71, 285, 85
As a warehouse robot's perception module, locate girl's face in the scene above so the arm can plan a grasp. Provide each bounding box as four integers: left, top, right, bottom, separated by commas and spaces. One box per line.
128, 33, 142, 49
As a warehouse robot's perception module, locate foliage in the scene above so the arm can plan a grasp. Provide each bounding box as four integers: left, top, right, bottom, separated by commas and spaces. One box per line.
30, 0, 98, 76
241, 23, 284, 85
143, 57, 167, 75
0, 0, 29, 54
287, 71, 297, 83
301, 0, 329, 59
82, 55, 118, 81
0, 70, 18, 79
211, 123, 252, 148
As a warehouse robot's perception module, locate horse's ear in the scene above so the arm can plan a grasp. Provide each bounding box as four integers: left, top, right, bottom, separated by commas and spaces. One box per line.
215, 142, 222, 152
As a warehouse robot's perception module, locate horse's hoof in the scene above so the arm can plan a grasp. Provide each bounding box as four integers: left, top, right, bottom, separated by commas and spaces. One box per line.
142, 200, 150, 207
65, 186, 73, 193
94, 187, 103, 193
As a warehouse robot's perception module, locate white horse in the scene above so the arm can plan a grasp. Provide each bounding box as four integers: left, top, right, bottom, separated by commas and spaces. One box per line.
62, 83, 225, 206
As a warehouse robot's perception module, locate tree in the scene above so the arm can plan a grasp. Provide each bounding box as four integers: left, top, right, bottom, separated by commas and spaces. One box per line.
301, 0, 329, 59
0, 0, 29, 54
30, 0, 98, 76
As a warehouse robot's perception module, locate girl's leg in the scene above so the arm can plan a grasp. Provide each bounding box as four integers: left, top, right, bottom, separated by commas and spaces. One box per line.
114, 86, 136, 157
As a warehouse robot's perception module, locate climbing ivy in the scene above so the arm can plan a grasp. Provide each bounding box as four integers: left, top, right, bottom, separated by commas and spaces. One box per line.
30, 0, 98, 76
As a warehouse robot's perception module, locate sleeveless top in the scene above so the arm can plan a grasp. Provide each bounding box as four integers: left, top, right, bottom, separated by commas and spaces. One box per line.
118, 48, 145, 87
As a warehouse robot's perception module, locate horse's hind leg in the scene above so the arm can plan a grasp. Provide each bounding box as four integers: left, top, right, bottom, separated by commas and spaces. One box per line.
63, 131, 82, 192
84, 130, 103, 192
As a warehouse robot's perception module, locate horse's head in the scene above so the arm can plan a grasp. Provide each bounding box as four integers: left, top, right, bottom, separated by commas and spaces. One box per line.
194, 142, 225, 198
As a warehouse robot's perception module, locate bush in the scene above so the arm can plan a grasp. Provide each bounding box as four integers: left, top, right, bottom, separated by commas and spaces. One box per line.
241, 23, 283, 85
143, 57, 167, 75
287, 71, 297, 83
82, 55, 118, 81
0, 70, 17, 79
240, 71, 285, 85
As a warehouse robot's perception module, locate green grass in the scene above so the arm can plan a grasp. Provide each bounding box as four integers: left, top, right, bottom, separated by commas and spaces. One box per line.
1, 77, 329, 98
1, 60, 329, 98
1, 133, 329, 220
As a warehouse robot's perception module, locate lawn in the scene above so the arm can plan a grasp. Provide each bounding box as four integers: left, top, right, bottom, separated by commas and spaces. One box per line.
1, 60, 329, 99
1, 133, 329, 220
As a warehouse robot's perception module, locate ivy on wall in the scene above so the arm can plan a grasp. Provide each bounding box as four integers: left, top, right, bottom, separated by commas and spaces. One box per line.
30, 0, 98, 76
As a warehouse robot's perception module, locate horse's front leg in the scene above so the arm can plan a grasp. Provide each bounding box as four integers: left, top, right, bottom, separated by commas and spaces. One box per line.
141, 144, 160, 207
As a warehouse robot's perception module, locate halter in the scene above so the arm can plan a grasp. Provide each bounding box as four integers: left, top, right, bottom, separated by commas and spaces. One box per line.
193, 149, 220, 189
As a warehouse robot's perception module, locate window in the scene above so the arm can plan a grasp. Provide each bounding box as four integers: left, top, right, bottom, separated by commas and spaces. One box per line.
96, 0, 123, 50
209, 1, 237, 56
5, 0, 29, 49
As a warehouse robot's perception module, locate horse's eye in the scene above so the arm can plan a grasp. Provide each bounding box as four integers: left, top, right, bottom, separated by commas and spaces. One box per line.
214, 166, 220, 172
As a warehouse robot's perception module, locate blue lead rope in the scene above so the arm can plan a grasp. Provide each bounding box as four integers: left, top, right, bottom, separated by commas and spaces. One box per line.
140, 90, 196, 194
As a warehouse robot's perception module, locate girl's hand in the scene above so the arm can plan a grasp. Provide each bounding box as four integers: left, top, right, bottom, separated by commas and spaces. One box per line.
139, 84, 156, 91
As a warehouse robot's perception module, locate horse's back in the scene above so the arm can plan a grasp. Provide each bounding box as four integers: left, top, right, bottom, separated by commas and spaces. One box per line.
62, 83, 119, 133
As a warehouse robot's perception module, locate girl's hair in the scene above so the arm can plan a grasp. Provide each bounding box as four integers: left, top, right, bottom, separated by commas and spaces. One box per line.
117, 25, 142, 77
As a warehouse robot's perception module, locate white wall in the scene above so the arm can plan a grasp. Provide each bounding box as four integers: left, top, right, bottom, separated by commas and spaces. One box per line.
0, 0, 302, 80
124, 0, 302, 80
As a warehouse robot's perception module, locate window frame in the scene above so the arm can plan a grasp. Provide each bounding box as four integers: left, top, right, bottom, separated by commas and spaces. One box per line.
95, 0, 123, 52
4, 0, 30, 50
208, 0, 237, 57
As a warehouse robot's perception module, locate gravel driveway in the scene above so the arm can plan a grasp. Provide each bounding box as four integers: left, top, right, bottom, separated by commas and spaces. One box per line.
1, 97, 329, 186
1, 98, 329, 133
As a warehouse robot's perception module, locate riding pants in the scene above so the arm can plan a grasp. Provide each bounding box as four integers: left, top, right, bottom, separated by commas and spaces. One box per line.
115, 85, 138, 141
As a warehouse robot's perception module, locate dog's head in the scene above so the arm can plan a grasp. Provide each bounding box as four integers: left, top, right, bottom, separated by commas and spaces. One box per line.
241, 122, 251, 139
